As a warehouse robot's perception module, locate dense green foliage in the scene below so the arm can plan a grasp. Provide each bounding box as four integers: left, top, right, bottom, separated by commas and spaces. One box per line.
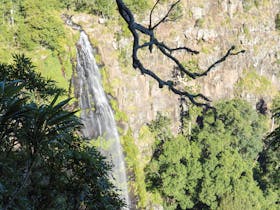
60, 0, 152, 17
17, 0, 65, 51
234, 68, 274, 97
122, 130, 148, 208
0, 0, 76, 91
0, 0, 154, 91
145, 100, 277, 209
254, 105, 280, 205
215, 99, 267, 160
61, 0, 117, 17
1, 0, 65, 52
0, 58, 124, 209
0, 54, 64, 97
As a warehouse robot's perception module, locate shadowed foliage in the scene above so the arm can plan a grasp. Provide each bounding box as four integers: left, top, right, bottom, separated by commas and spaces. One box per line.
0, 57, 124, 209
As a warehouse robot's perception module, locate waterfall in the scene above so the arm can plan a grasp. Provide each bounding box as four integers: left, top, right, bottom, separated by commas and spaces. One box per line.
76, 31, 130, 208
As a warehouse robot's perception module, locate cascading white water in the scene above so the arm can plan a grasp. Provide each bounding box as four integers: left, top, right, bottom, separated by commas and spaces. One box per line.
76, 31, 130, 208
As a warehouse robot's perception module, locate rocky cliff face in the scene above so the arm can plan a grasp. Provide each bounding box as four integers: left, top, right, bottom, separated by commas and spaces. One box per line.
184, 0, 280, 102
71, 14, 181, 134
70, 0, 280, 134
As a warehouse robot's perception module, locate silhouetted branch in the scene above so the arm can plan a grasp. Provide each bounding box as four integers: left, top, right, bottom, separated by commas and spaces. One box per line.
193, 46, 245, 77
149, 0, 160, 29
162, 45, 199, 54
150, 0, 181, 30
115, 0, 245, 109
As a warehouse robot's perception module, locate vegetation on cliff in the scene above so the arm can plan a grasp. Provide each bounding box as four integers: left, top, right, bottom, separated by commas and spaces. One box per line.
145, 101, 278, 209
0, 0, 279, 209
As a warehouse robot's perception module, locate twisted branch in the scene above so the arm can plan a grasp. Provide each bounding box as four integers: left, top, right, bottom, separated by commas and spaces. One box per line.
116, 0, 245, 109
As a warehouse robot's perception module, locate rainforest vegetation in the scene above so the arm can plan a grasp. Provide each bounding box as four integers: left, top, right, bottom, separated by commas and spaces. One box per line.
0, 56, 124, 209
0, 0, 279, 209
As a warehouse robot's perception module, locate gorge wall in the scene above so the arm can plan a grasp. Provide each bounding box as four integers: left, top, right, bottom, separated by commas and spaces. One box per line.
69, 0, 280, 134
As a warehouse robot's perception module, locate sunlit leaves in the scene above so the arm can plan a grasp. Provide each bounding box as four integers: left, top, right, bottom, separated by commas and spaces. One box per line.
145, 99, 271, 209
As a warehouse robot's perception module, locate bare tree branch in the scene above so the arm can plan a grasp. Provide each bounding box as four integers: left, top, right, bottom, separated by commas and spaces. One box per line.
151, 0, 181, 30
195, 46, 245, 77
149, 0, 160, 29
115, 0, 245, 110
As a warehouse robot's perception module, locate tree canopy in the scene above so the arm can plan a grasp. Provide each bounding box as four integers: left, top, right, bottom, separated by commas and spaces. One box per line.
145, 100, 277, 209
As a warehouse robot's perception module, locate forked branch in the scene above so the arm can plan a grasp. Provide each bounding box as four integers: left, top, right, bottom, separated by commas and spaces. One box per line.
116, 0, 245, 109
